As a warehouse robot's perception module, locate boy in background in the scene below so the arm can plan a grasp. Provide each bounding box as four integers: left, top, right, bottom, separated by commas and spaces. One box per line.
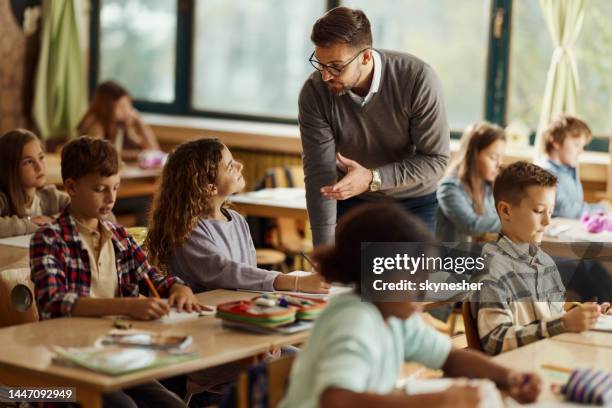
537, 114, 607, 218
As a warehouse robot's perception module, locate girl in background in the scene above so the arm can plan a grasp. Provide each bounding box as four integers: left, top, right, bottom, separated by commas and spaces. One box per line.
436, 122, 506, 242
0, 129, 69, 237
77, 80, 160, 162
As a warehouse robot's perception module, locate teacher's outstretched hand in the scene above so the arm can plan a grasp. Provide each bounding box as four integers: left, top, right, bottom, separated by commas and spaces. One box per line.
320, 153, 373, 200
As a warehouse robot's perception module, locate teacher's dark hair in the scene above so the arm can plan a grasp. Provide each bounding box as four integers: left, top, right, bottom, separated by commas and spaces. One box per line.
311, 7, 372, 48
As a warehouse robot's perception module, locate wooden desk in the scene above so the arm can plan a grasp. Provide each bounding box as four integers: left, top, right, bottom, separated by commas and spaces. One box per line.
550, 331, 612, 349
492, 337, 612, 403
0, 289, 308, 408
0, 244, 28, 272
229, 188, 307, 221
544, 217, 612, 243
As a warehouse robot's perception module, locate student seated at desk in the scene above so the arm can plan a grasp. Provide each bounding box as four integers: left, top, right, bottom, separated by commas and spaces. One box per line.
77, 80, 160, 162
0, 129, 69, 238
30, 137, 198, 407
536, 114, 607, 218
436, 121, 505, 242
145, 138, 329, 294
280, 203, 541, 408
470, 161, 602, 356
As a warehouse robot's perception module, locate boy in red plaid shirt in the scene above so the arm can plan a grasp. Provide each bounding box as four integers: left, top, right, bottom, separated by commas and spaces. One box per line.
30, 136, 199, 407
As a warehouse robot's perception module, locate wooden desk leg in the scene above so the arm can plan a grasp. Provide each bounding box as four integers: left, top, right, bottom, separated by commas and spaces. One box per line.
0, 369, 102, 408
76, 387, 103, 408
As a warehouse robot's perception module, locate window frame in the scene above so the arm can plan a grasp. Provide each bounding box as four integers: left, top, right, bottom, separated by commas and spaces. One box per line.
88, 0, 608, 151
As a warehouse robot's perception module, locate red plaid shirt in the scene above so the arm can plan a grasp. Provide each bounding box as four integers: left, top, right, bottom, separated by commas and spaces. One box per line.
30, 208, 182, 320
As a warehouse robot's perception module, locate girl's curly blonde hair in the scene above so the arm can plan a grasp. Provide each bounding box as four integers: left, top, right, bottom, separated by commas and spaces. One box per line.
145, 138, 225, 272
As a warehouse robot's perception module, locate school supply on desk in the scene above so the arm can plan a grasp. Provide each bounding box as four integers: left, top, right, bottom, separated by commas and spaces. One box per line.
404, 378, 503, 407
216, 294, 327, 331
106, 304, 216, 324
52, 346, 198, 376
581, 212, 612, 234
561, 368, 612, 405
100, 329, 193, 350
221, 319, 314, 335
0, 234, 33, 249
593, 315, 612, 333
216, 299, 296, 328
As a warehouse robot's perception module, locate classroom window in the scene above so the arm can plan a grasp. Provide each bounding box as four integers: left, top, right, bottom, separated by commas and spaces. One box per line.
98, 0, 177, 103
343, 0, 491, 130
191, 0, 326, 118
508, 0, 612, 135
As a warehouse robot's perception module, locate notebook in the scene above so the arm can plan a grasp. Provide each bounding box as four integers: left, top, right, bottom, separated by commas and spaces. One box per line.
52, 346, 198, 376
593, 314, 612, 332
100, 329, 193, 350
0, 234, 33, 249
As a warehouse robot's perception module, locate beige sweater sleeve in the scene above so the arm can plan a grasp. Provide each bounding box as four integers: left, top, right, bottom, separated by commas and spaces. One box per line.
0, 192, 39, 237
0, 186, 70, 238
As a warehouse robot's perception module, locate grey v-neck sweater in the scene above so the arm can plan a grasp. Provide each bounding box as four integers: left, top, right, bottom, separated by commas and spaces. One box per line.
299, 49, 450, 246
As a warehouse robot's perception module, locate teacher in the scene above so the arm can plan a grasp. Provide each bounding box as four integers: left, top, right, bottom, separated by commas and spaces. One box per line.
299, 7, 450, 246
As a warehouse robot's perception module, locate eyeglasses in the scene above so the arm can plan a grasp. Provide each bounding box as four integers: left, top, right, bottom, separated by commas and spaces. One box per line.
309, 48, 370, 77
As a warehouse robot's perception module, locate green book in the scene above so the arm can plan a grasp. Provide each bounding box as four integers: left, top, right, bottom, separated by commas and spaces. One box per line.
52, 346, 198, 376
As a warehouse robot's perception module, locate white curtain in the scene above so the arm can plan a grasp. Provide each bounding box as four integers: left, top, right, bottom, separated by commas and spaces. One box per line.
533, 0, 584, 157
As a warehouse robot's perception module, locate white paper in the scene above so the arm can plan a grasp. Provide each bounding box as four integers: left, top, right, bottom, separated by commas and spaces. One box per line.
0, 234, 33, 249
593, 314, 612, 332
152, 306, 216, 324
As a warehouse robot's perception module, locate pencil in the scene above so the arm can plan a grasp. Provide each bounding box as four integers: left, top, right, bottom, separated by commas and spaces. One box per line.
300, 251, 316, 269
143, 274, 161, 298
541, 364, 573, 374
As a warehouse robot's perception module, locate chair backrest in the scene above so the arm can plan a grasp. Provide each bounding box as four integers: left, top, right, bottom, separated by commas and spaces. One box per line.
259, 166, 309, 256
235, 354, 296, 408
261, 166, 304, 189
461, 301, 482, 351
0, 268, 39, 328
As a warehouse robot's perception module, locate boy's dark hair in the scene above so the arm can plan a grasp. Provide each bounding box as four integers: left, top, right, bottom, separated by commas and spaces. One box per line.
313, 202, 432, 290
543, 114, 592, 154
61, 136, 119, 181
493, 161, 557, 207
311, 7, 372, 48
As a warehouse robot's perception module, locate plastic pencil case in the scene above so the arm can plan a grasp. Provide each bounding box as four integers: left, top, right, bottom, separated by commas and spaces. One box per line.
562, 368, 612, 405
284, 295, 326, 321
216, 300, 296, 327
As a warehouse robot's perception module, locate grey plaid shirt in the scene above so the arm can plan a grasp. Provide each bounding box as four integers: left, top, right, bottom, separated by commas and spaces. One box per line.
470, 235, 566, 355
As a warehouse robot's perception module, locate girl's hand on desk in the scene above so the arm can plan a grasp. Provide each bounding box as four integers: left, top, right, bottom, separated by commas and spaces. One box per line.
298, 273, 331, 294
168, 284, 202, 313
31, 215, 54, 225
126, 298, 170, 320
507, 371, 541, 403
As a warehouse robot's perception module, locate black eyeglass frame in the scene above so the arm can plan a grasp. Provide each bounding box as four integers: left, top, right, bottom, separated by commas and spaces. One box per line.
309, 48, 371, 76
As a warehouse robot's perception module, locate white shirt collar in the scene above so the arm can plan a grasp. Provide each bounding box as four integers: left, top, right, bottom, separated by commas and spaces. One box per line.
348, 49, 382, 107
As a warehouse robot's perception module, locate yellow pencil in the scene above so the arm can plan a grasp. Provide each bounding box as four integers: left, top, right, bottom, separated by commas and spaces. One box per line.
541, 364, 573, 374
143, 274, 161, 298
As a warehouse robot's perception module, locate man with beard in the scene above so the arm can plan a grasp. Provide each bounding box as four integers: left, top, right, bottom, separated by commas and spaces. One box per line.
300, 7, 450, 247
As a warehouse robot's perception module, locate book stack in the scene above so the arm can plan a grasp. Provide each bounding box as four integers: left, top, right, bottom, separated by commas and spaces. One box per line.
216, 294, 327, 333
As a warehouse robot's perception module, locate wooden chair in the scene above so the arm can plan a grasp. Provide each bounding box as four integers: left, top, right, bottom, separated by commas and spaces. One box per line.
0, 268, 39, 328
259, 166, 312, 270
236, 354, 296, 408
461, 302, 483, 351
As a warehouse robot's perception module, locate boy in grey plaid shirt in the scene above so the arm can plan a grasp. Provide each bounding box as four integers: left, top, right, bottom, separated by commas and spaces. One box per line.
471, 161, 601, 355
